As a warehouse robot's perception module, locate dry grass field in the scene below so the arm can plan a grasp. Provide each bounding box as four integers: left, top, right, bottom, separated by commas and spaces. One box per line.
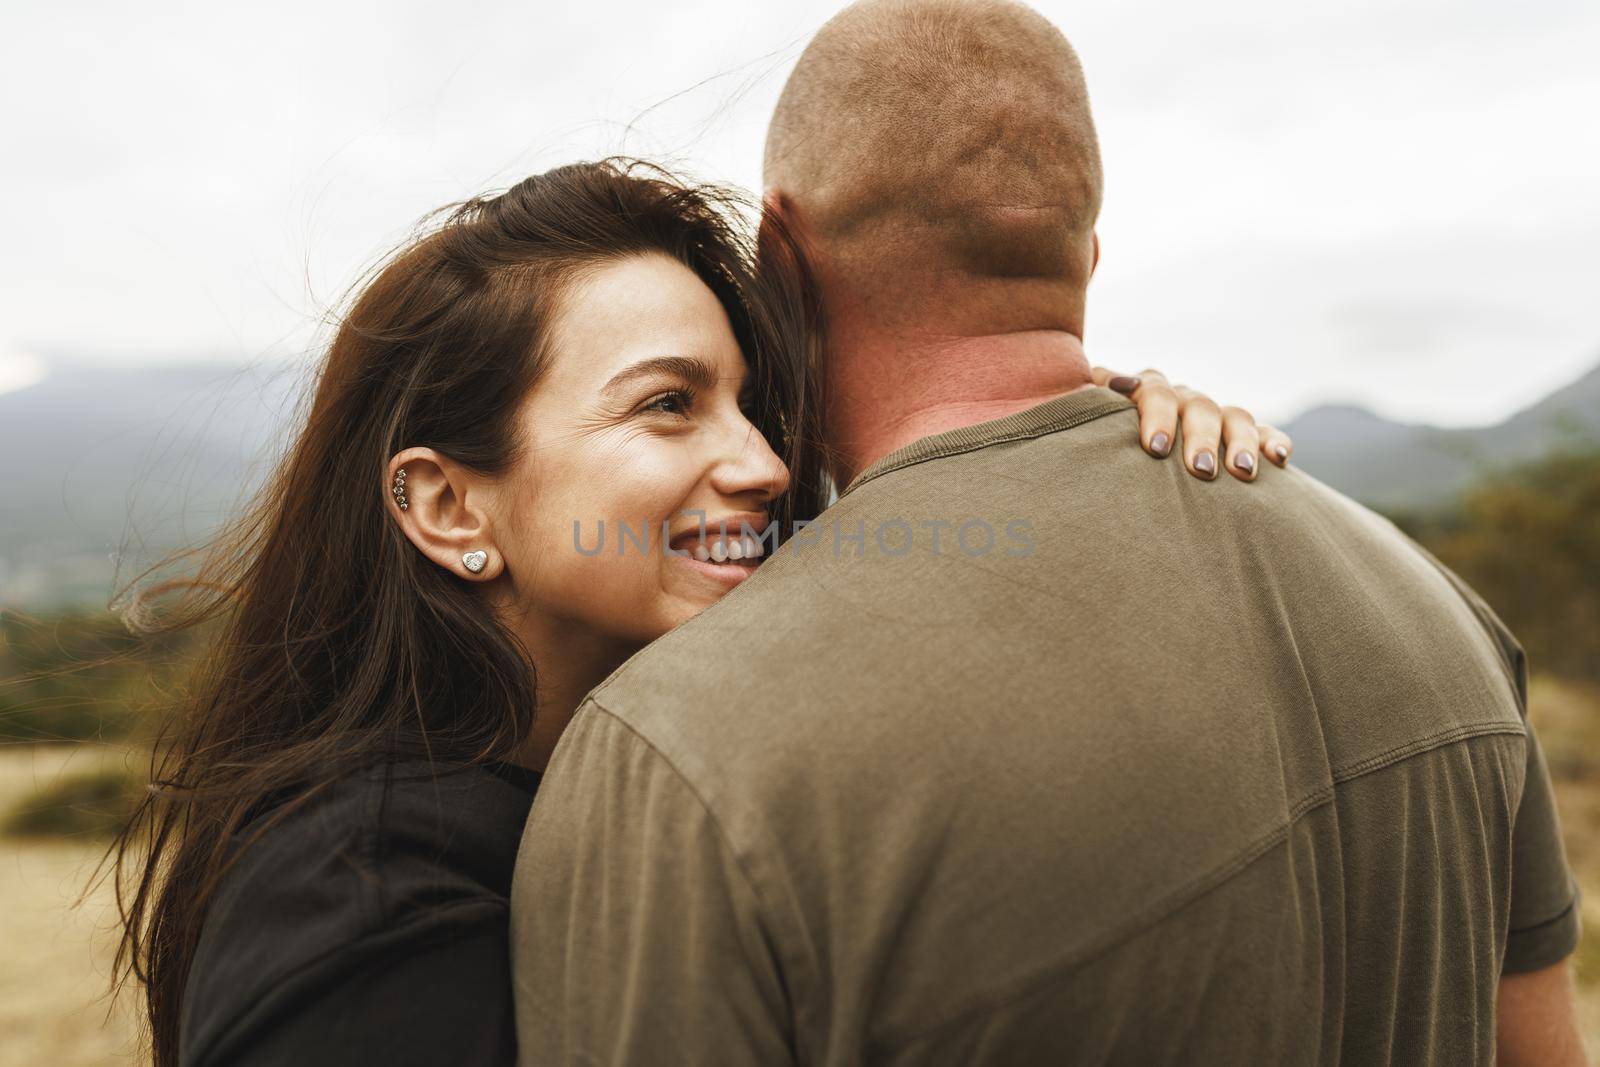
0, 744, 141, 1066
1532, 677, 1600, 1061
1, 682, 1596, 1066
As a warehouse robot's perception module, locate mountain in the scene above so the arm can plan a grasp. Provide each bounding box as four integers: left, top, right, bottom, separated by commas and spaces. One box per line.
1282, 360, 1600, 511
3, 353, 1598, 609
0, 358, 304, 607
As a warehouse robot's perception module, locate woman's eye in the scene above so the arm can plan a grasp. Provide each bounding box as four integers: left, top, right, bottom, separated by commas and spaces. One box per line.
641, 389, 693, 418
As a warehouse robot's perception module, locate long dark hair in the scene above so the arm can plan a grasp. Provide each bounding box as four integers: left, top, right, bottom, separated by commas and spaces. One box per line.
108, 159, 829, 1067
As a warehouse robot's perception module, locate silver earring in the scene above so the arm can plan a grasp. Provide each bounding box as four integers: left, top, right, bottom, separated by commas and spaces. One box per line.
462, 550, 487, 574
391, 468, 408, 511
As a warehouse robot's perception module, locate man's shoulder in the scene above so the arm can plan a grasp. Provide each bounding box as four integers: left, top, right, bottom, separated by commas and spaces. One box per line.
584, 400, 1517, 796
582, 560, 833, 775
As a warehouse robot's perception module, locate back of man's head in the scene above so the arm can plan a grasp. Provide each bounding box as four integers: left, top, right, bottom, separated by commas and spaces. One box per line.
764, 0, 1102, 336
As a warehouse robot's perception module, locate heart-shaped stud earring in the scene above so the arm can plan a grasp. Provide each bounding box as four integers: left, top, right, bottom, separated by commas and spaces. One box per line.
462, 550, 488, 575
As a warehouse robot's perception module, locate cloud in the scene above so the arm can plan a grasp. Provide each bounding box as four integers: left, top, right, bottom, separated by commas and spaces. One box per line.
0, 350, 47, 398
1, 0, 1596, 425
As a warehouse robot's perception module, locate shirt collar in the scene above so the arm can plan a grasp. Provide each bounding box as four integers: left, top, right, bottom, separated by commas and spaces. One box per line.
842, 386, 1134, 498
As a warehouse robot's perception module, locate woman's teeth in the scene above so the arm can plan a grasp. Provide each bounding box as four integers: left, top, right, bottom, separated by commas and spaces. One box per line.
689, 535, 765, 563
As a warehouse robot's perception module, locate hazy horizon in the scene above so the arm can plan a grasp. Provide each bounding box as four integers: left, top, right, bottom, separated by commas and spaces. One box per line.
2, 347, 1597, 434
4, 0, 1598, 428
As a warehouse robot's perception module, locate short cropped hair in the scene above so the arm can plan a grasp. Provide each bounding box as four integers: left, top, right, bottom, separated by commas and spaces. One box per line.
764, 0, 1103, 285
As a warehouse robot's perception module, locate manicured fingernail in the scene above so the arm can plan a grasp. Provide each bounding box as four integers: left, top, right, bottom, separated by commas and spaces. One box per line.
1194, 450, 1216, 476
1275, 444, 1289, 462
1109, 375, 1141, 395
1150, 431, 1171, 456
1236, 452, 1255, 474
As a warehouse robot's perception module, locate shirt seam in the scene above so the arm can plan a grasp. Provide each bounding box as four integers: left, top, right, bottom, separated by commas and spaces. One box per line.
871, 720, 1529, 1055
1508, 892, 1579, 937
582, 697, 813, 1051
1330, 720, 1527, 783
842, 395, 1132, 497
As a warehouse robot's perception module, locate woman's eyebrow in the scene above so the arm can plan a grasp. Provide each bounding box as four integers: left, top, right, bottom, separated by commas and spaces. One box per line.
600, 355, 720, 400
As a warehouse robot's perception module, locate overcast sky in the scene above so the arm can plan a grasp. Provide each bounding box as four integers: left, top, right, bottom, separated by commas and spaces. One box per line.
3, 0, 1597, 425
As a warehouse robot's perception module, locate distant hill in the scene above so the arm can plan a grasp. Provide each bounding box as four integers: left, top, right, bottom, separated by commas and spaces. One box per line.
1283, 359, 1600, 511
0, 358, 305, 607
3, 353, 1598, 609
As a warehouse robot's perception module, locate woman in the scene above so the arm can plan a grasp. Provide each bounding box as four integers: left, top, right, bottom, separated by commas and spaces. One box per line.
111, 159, 1292, 1066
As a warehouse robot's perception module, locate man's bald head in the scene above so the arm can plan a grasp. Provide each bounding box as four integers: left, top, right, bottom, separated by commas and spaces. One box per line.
765, 0, 1102, 302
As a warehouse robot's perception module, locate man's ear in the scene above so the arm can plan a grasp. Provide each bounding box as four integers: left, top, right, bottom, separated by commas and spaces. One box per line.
759, 188, 828, 306
760, 188, 790, 227
1091, 230, 1100, 277
758, 188, 812, 259
386, 448, 505, 581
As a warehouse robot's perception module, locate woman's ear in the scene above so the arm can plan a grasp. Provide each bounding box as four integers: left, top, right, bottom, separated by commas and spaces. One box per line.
386, 448, 505, 581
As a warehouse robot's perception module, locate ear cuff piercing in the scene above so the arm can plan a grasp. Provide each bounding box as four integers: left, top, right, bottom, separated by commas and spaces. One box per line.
390, 468, 485, 575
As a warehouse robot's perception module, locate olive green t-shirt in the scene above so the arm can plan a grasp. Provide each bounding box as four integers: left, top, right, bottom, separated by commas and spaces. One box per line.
510, 387, 1581, 1066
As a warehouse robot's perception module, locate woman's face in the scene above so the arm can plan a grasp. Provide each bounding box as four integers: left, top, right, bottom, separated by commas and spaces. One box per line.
492, 252, 789, 647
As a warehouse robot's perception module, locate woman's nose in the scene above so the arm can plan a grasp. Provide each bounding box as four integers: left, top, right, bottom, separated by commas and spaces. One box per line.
710, 422, 790, 503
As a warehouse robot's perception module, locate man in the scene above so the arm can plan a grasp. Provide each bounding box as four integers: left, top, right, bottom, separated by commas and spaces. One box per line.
510, 1, 1585, 1063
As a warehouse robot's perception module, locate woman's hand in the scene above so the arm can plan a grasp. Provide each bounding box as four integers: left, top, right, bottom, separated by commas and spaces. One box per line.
1092, 367, 1293, 483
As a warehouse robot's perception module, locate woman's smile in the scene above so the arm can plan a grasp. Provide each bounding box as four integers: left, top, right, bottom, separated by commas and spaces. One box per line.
669, 539, 766, 588
669, 544, 763, 588
660, 509, 771, 589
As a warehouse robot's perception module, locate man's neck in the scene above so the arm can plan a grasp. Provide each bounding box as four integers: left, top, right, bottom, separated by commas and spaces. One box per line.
826, 328, 1096, 487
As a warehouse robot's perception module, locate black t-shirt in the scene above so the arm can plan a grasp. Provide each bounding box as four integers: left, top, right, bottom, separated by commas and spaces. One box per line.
179, 760, 540, 1066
